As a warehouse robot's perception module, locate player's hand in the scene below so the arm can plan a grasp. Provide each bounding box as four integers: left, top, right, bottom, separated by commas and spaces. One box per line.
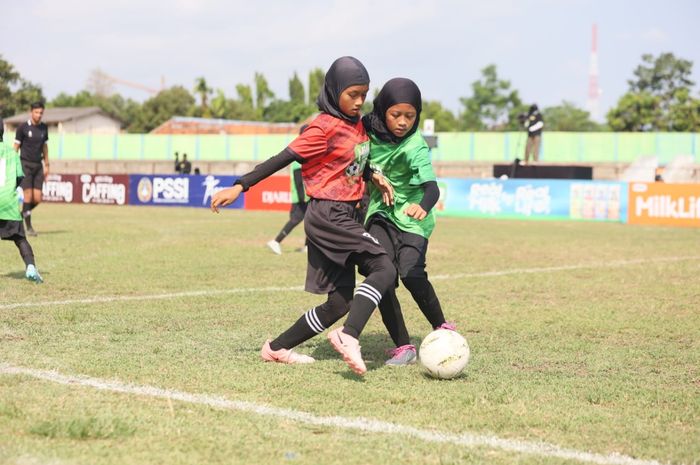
43, 165, 49, 177
211, 184, 243, 213
370, 172, 393, 206
404, 203, 427, 220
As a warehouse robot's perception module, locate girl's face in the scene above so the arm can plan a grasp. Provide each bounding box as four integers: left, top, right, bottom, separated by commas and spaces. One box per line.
338, 84, 369, 118
385, 103, 417, 138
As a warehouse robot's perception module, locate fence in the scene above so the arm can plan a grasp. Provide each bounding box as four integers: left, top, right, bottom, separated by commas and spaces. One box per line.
47, 132, 700, 164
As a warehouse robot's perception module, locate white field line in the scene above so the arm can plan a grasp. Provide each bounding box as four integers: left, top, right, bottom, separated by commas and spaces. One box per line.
0, 364, 668, 465
2, 255, 699, 311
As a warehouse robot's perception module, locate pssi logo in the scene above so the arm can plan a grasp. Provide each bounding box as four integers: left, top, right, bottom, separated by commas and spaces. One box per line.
137, 178, 153, 203
153, 177, 189, 203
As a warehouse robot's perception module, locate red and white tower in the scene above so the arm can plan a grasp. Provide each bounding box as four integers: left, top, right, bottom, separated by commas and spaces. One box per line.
587, 24, 602, 121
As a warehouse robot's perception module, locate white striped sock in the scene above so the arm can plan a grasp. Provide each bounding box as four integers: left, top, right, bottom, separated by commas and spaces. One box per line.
355, 283, 381, 306
355, 283, 382, 305
304, 307, 325, 334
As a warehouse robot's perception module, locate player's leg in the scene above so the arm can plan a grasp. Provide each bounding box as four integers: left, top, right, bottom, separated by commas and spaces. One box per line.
20, 166, 36, 235
366, 217, 415, 365
328, 251, 396, 374
398, 233, 450, 330
268, 203, 306, 254
11, 231, 42, 283
262, 286, 353, 364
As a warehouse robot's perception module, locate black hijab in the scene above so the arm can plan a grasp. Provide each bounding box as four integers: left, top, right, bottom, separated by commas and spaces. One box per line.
363, 77, 422, 144
316, 56, 370, 123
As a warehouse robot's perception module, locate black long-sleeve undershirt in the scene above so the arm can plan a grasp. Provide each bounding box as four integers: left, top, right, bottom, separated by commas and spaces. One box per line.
418, 180, 440, 213
234, 148, 301, 192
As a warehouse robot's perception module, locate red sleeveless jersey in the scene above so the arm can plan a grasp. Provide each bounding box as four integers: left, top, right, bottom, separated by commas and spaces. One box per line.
288, 113, 370, 202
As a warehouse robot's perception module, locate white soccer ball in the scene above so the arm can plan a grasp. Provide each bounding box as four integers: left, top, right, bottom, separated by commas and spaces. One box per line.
419, 329, 470, 379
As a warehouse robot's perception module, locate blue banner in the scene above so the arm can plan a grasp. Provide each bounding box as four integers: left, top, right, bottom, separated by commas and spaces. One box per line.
436, 178, 627, 222
128, 174, 244, 209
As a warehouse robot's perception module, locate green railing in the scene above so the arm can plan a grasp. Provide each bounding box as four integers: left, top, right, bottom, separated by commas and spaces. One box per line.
48, 132, 699, 164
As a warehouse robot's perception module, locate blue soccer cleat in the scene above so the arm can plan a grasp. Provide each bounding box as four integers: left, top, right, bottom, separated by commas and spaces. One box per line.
25, 264, 43, 283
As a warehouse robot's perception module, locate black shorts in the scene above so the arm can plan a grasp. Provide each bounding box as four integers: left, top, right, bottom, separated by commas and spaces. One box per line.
366, 214, 429, 280
20, 162, 44, 190
0, 220, 25, 240
303, 199, 386, 294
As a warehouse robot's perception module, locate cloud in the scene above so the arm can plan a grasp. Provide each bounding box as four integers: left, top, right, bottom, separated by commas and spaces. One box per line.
642, 27, 668, 44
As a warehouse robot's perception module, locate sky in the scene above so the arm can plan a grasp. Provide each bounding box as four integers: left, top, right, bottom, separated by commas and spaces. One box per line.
2, 0, 699, 121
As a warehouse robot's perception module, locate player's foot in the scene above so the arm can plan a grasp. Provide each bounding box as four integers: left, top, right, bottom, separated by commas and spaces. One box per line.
261, 340, 314, 364
385, 344, 417, 366
437, 322, 457, 331
25, 264, 43, 283
327, 327, 366, 375
26, 227, 37, 237
266, 240, 282, 255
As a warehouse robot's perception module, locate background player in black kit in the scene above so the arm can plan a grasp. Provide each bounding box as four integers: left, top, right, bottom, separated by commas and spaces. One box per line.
211, 57, 395, 376
14, 102, 49, 236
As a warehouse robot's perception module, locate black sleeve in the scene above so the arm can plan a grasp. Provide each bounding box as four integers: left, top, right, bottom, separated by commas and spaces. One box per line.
362, 163, 373, 181
292, 167, 305, 203
15, 125, 23, 145
0, 119, 4, 142
16, 177, 24, 189
418, 180, 440, 213
235, 148, 297, 192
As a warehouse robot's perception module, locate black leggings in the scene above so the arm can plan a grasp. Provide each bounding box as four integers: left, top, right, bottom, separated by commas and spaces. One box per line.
13, 236, 35, 266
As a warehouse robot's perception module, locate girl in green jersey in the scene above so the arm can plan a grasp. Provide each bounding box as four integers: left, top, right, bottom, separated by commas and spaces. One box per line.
0, 145, 43, 282
362, 78, 453, 366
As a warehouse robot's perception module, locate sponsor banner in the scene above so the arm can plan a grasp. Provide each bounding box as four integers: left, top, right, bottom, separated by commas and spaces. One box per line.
569, 181, 626, 222
437, 178, 627, 222
628, 182, 700, 227
128, 174, 244, 209
79, 174, 129, 205
43, 174, 79, 203
244, 175, 291, 212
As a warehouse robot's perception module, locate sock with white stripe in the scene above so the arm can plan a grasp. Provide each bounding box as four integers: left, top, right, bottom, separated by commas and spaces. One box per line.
270, 287, 353, 350
342, 280, 386, 339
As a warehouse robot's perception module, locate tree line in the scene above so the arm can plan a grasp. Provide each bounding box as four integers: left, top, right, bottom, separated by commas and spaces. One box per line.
0, 53, 698, 133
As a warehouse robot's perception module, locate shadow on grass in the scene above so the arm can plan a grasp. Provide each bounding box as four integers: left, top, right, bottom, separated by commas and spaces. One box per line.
26, 229, 69, 236
2, 270, 49, 280
308, 331, 425, 375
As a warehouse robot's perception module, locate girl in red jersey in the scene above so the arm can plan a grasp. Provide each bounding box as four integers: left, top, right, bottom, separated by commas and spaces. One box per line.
211, 56, 395, 375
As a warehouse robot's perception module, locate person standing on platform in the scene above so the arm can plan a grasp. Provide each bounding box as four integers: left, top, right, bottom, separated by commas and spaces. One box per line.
523, 104, 544, 164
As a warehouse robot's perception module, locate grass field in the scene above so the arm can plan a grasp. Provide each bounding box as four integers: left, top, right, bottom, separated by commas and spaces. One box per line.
1, 203, 698, 465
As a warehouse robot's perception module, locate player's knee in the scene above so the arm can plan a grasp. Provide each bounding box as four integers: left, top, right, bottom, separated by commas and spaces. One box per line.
315, 288, 352, 327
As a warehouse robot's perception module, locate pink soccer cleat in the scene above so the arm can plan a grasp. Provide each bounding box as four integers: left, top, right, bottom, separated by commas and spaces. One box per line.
327, 327, 367, 375
437, 322, 457, 331
385, 344, 417, 366
261, 340, 315, 364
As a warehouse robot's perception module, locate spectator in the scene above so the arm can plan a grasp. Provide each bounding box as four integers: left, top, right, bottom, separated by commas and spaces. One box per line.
177, 153, 192, 174
523, 104, 544, 164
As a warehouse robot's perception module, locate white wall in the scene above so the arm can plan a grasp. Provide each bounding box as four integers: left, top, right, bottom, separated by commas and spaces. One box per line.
59, 114, 121, 134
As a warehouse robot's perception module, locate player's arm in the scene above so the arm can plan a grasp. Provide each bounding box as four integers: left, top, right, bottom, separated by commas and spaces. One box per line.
13, 126, 22, 152
405, 181, 439, 220
211, 148, 297, 213
42, 143, 49, 175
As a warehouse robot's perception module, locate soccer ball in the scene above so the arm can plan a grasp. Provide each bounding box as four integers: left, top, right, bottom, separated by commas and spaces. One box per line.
419, 329, 470, 379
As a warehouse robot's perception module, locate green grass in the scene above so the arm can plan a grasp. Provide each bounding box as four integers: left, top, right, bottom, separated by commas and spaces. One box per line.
1, 204, 698, 465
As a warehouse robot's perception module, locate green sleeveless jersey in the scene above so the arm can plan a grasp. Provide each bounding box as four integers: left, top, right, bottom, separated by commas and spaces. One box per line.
365, 131, 437, 238
0, 144, 23, 221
